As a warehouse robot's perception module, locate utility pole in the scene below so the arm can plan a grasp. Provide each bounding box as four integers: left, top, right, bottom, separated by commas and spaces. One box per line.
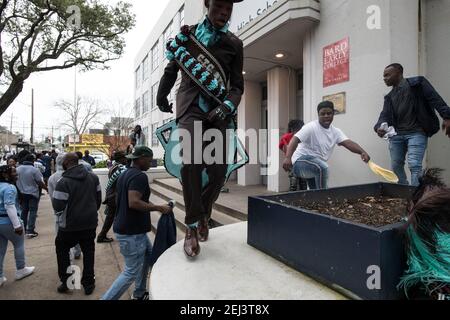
30, 89, 34, 144
6, 113, 13, 148
51, 126, 54, 146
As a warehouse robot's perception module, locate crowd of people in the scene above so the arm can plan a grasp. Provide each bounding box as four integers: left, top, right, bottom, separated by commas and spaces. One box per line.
0, 124, 167, 299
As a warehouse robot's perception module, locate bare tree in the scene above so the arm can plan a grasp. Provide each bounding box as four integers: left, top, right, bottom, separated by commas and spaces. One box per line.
55, 96, 105, 135
100, 99, 134, 155
0, 0, 135, 116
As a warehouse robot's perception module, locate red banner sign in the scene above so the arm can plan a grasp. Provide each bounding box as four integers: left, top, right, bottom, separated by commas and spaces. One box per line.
323, 37, 350, 87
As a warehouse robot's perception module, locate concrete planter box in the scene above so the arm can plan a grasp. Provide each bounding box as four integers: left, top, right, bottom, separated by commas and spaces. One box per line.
248, 183, 414, 300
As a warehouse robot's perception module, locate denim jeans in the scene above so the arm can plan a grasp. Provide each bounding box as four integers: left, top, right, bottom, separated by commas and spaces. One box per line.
101, 233, 152, 300
293, 155, 329, 190
389, 133, 428, 186
20, 194, 40, 233
0, 223, 26, 278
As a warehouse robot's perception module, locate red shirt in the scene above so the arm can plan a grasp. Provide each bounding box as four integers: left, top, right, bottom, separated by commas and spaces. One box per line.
279, 133, 294, 153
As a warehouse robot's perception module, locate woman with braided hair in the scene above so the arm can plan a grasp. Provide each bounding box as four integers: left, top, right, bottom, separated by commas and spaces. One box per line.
0, 165, 35, 288
398, 168, 450, 300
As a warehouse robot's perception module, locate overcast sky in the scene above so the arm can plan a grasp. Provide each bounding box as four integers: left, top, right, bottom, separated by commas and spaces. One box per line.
0, 0, 170, 141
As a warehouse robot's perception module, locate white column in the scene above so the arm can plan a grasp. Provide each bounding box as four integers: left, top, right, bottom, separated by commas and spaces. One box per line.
237, 81, 262, 186
267, 67, 296, 192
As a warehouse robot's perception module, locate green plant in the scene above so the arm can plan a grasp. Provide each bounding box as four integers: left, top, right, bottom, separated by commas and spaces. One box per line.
94, 160, 108, 169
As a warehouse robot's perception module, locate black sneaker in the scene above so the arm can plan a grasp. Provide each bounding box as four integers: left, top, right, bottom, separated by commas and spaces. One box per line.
132, 292, 150, 300
97, 237, 114, 243
57, 282, 69, 294
84, 284, 95, 295
26, 231, 39, 239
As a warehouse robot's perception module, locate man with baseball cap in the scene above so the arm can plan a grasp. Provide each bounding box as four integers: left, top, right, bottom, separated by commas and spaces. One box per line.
102, 146, 171, 300
283, 101, 371, 190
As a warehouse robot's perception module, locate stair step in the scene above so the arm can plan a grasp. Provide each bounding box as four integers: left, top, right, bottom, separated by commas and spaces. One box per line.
154, 179, 248, 221
151, 184, 243, 227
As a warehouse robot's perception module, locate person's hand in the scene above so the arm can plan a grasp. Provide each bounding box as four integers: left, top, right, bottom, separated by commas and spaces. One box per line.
207, 104, 231, 125
157, 97, 173, 113
376, 128, 387, 138
442, 119, 450, 138
361, 152, 371, 163
282, 158, 293, 172
158, 205, 172, 215
14, 226, 24, 236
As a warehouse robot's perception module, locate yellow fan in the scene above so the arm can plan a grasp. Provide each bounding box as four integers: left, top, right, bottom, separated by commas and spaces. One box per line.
368, 161, 399, 183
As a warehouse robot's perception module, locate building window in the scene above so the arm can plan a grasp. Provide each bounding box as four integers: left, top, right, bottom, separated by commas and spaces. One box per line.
163, 21, 174, 46
143, 127, 149, 147
142, 55, 149, 81
152, 42, 159, 71
135, 66, 141, 88
179, 6, 185, 27
152, 123, 159, 147
151, 82, 159, 110
162, 118, 173, 141
135, 98, 141, 118
142, 91, 149, 114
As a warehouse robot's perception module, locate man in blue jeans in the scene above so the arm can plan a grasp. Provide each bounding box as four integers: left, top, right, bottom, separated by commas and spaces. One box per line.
283, 101, 370, 190
101, 146, 171, 300
374, 63, 450, 186
16, 154, 47, 238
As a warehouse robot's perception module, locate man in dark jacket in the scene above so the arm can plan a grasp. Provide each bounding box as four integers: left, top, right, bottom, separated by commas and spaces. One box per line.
374, 63, 450, 186
157, 0, 244, 258
52, 153, 101, 295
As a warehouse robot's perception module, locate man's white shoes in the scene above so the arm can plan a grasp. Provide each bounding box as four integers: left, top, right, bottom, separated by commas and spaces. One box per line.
15, 266, 35, 280
0, 276, 6, 287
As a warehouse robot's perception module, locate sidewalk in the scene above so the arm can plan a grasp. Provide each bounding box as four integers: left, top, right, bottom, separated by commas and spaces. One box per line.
0, 194, 139, 300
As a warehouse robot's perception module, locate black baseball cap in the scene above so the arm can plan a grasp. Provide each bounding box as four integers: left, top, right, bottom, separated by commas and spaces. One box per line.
317, 101, 335, 113
126, 146, 154, 160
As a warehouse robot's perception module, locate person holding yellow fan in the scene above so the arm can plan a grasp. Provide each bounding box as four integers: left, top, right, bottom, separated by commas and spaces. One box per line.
283, 101, 371, 190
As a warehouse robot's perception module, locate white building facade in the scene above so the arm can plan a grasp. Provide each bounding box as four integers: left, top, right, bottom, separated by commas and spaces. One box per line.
135, 0, 450, 192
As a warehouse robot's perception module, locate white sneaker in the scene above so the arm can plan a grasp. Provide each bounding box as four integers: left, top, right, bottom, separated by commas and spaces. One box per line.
0, 276, 6, 287
15, 266, 35, 280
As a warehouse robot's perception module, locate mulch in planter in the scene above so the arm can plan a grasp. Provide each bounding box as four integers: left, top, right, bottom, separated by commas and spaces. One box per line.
282, 196, 409, 227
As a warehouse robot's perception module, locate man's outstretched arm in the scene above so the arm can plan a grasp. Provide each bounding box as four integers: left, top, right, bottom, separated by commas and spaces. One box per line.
339, 140, 371, 163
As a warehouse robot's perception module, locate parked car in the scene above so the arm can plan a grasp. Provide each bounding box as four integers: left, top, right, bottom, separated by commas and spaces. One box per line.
91, 152, 108, 163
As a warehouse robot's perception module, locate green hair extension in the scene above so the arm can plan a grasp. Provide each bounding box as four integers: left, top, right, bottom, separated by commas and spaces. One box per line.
398, 226, 450, 297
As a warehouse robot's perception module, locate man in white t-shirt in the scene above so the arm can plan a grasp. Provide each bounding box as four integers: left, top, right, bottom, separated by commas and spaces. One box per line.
283, 101, 371, 189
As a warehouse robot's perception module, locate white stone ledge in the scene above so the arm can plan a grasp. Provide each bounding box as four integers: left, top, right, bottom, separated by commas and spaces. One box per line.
150, 222, 346, 300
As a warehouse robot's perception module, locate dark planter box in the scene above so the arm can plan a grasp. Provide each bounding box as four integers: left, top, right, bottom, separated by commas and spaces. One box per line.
248, 183, 415, 300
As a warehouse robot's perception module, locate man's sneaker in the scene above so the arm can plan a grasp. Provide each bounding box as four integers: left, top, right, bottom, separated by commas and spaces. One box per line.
57, 282, 69, 294
15, 266, 35, 280
84, 284, 95, 295
26, 231, 38, 238
0, 277, 6, 287
132, 292, 150, 300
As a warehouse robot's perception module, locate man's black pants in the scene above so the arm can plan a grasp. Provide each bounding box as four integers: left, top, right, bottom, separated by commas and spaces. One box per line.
55, 229, 96, 286
98, 206, 115, 239
178, 105, 229, 225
